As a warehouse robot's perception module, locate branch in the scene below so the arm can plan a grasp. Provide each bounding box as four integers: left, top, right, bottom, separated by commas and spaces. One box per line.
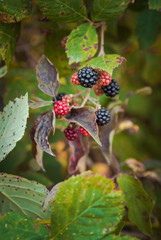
98, 21, 106, 57
80, 88, 91, 107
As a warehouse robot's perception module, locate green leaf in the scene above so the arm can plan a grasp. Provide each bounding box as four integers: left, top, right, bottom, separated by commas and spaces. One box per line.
103, 235, 139, 240
44, 31, 72, 78
136, 9, 161, 49
51, 171, 125, 239
38, 0, 87, 22
0, 65, 7, 78
0, 212, 50, 240
0, 22, 20, 64
91, 0, 130, 22
0, 94, 28, 161
149, 0, 161, 10
36, 55, 59, 98
0, 0, 32, 23
117, 173, 154, 236
65, 107, 101, 145
82, 54, 126, 75
0, 173, 52, 219
66, 23, 98, 64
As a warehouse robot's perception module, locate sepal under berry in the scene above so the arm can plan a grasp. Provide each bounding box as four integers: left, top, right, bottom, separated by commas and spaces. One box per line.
54, 100, 69, 116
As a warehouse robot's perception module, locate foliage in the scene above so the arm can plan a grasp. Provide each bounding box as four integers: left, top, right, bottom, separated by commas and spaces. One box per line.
0, 94, 28, 161
0, 22, 20, 64
0, 212, 50, 240
0, 0, 161, 239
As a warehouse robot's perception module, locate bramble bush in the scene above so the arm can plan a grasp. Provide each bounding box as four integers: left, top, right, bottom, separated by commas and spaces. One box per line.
0, 0, 161, 239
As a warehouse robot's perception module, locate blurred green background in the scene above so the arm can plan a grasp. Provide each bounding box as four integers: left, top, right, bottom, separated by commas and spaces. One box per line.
0, 0, 161, 187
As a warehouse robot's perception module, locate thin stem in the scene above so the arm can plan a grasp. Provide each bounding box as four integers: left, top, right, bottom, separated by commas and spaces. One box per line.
72, 89, 87, 98
80, 88, 91, 107
98, 21, 106, 57
85, 17, 94, 25
89, 97, 101, 110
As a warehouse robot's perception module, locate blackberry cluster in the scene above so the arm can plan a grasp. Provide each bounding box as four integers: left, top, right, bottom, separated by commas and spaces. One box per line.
102, 79, 120, 97
95, 109, 111, 126
78, 67, 98, 88
64, 126, 78, 141
56, 93, 66, 101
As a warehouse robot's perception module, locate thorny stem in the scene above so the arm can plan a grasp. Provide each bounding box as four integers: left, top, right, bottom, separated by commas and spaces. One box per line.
98, 21, 106, 57
80, 88, 91, 107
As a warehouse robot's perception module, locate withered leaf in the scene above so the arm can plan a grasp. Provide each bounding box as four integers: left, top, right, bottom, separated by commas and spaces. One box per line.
29, 97, 52, 109
68, 134, 85, 174
34, 110, 56, 161
65, 107, 101, 146
43, 182, 62, 211
36, 55, 59, 98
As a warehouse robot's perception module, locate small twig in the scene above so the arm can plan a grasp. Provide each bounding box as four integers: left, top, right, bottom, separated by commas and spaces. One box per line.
98, 21, 106, 57
89, 97, 101, 110
80, 88, 91, 107
85, 18, 94, 25
72, 89, 87, 98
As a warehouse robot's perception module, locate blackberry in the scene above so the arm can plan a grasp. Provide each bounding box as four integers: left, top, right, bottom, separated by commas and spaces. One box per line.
56, 93, 66, 101
95, 109, 111, 126
78, 67, 98, 88
93, 82, 104, 96
64, 126, 78, 141
79, 126, 90, 136
70, 72, 80, 85
98, 71, 112, 86
102, 79, 120, 97
54, 100, 69, 116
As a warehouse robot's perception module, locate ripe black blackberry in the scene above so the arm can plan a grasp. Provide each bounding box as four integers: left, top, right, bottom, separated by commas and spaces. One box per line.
56, 93, 66, 101
95, 109, 111, 126
78, 67, 98, 88
102, 79, 120, 97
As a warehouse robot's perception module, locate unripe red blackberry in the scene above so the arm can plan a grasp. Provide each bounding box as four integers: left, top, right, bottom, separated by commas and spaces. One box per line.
102, 79, 120, 97
62, 95, 72, 104
78, 67, 98, 88
64, 126, 78, 141
93, 82, 104, 96
95, 109, 111, 126
98, 71, 111, 86
54, 100, 69, 116
70, 72, 80, 85
56, 92, 66, 101
79, 126, 90, 136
